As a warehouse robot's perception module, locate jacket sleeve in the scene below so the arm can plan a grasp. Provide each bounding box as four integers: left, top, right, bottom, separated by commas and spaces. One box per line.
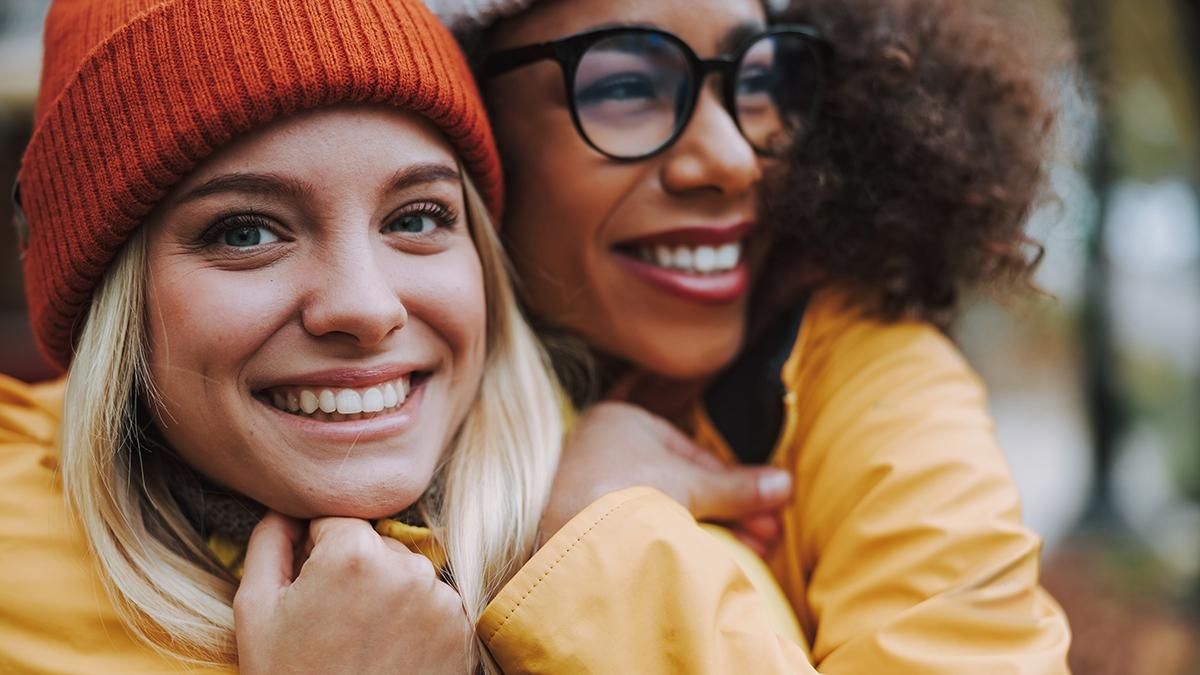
480, 487, 821, 675
0, 375, 231, 675
774, 314, 1072, 674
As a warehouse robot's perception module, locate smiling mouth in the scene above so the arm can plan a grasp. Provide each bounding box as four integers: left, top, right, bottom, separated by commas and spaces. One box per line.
608, 223, 756, 305
254, 372, 431, 423
611, 222, 754, 277
615, 242, 744, 275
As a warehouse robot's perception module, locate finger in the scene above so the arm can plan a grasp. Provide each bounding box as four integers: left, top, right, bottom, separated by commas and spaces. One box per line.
380, 536, 414, 555
662, 432, 727, 471
691, 466, 793, 521
732, 513, 782, 544
307, 516, 376, 549
238, 511, 305, 615
304, 517, 388, 574
641, 414, 727, 471
731, 528, 771, 558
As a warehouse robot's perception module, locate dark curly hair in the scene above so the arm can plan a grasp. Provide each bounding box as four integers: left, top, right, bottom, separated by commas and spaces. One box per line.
760, 0, 1058, 330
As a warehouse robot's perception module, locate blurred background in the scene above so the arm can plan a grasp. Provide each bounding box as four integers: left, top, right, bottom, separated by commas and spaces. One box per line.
0, 0, 1197, 672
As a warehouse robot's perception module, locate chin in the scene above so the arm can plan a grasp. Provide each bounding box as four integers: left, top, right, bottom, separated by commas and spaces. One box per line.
626, 327, 744, 381
276, 468, 433, 520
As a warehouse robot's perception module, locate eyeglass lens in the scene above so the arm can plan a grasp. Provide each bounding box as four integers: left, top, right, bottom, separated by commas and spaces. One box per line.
571, 32, 822, 158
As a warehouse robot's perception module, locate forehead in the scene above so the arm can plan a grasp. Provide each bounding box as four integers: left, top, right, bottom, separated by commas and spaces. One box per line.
186, 107, 455, 182
488, 0, 768, 56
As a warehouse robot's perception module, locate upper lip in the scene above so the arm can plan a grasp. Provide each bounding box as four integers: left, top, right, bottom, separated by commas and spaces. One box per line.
253, 364, 427, 391
614, 221, 757, 248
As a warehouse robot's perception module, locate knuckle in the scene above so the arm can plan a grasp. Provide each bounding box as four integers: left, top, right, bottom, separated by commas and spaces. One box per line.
428, 581, 467, 616
324, 537, 381, 577
399, 551, 439, 581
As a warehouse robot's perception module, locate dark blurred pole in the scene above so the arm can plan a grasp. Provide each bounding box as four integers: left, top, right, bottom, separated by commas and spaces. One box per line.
1178, 0, 1200, 507
1069, 0, 1123, 526
1180, 0, 1200, 609
1184, 0, 1200, 174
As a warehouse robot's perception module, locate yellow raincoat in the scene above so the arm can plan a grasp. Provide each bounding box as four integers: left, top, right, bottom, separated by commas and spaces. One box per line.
475, 289, 1071, 673
0, 288, 1071, 673
0, 378, 801, 673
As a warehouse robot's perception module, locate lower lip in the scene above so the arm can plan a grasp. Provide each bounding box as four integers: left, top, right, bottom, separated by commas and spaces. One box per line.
257, 378, 428, 444
613, 253, 750, 305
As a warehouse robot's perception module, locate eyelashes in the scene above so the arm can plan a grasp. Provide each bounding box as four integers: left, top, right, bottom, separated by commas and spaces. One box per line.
194, 199, 461, 252
199, 213, 280, 248
383, 201, 461, 234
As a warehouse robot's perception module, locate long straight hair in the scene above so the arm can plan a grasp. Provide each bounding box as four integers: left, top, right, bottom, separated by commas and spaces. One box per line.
58, 171, 562, 671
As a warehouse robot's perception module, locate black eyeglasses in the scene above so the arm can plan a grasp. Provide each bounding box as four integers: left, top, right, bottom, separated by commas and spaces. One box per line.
483, 25, 832, 161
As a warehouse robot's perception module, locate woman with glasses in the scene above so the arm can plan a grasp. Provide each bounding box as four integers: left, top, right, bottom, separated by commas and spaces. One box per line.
422, 0, 1073, 672
1, 1, 1073, 673
0, 0, 818, 673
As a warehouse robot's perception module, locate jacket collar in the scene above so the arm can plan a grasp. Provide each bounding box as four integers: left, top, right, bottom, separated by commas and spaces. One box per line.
208, 518, 447, 580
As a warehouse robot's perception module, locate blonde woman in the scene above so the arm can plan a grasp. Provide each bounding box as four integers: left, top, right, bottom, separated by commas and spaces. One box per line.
1, 0, 806, 672
7, 0, 561, 669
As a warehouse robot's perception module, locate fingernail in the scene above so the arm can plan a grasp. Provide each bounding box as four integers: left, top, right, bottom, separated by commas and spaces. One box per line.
758, 470, 792, 499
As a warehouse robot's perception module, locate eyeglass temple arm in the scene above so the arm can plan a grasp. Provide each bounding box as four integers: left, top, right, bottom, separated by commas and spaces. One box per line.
482, 42, 561, 78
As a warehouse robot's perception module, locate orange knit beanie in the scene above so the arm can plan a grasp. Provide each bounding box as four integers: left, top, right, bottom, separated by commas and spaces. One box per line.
16, 0, 503, 371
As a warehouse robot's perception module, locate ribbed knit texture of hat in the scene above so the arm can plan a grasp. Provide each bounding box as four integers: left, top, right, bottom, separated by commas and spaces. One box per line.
18, 0, 503, 371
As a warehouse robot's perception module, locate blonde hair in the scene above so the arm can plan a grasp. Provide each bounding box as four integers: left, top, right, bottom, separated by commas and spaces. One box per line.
59, 171, 562, 671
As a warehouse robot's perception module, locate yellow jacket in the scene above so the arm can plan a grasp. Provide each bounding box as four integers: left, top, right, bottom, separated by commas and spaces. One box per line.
0, 379, 802, 673
1, 287, 1070, 673
475, 289, 1072, 673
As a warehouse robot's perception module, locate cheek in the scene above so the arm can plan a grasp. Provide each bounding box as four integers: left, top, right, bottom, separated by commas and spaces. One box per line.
144, 257, 293, 471
404, 247, 488, 380
492, 96, 604, 293
146, 260, 289, 377
500, 145, 641, 315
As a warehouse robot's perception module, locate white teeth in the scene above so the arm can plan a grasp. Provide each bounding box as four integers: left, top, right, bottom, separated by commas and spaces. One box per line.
318, 390, 337, 413
300, 390, 319, 414
362, 387, 384, 413
268, 375, 415, 418
335, 389, 364, 414
382, 382, 399, 408
716, 243, 740, 269
636, 242, 743, 275
694, 246, 717, 273
655, 245, 672, 267
672, 246, 693, 270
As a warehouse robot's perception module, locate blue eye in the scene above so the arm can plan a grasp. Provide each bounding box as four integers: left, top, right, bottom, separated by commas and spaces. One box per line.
204, 215, 281, 249
577, 73, 660, 106
737, 66, 775, 97
385, 214, 439, 234
386, 207, 456, 236
221, 224, 279, 247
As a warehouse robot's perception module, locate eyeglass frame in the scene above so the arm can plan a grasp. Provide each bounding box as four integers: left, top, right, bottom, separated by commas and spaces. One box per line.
481, 24, 834, 161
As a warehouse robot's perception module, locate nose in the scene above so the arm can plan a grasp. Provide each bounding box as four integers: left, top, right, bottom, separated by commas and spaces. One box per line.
660, 89, 762, 196
301, 241, 408, 346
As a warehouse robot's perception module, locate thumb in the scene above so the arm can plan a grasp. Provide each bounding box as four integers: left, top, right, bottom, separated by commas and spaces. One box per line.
690, 466, 793, 522
237, 511, 304, 620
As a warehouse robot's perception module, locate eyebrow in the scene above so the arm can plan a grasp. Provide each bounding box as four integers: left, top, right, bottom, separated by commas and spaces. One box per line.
173, 162, 462, 205
719, 21, 767, 54
383, 163, 462, 194
175, 172, 314, 205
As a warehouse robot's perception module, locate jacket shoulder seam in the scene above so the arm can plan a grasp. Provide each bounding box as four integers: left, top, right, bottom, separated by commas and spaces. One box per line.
484, 493, 642, 642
